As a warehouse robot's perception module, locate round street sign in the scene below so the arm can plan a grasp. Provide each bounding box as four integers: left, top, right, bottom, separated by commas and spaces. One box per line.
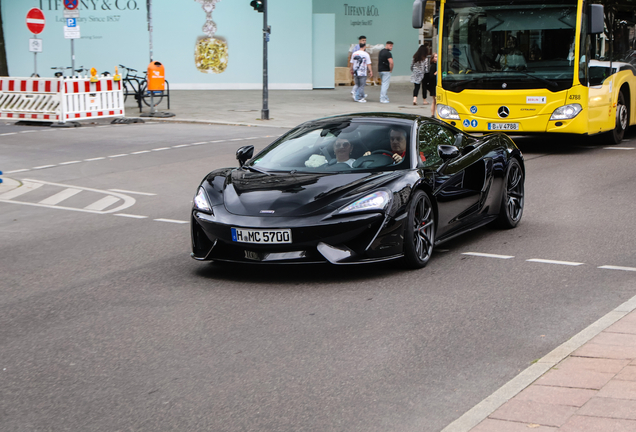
26, 8, 46, 35
64, 0, 79, 10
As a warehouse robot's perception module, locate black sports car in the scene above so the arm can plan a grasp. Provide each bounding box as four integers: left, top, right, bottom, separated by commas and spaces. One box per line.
191, 113, 524, 268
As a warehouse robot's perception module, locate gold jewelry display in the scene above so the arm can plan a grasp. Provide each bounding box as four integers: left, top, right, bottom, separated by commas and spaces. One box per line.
194, 0, 228, 74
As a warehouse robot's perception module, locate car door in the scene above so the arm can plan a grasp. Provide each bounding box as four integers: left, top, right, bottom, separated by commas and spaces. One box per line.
418, 123, 487, 239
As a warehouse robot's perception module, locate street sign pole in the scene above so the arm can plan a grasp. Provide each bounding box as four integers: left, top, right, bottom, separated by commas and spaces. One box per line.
34, 36, 37, 77
261, 0, 269, 120
147, 0, 155, 114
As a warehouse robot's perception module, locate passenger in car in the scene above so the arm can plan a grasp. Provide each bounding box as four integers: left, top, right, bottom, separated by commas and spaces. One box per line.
332, 138, 356, 167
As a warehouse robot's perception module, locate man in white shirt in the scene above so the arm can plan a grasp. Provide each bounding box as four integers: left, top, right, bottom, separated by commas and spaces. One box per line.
350, 44, 372, 103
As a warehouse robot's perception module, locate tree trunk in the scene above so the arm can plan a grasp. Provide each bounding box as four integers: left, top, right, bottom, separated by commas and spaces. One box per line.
0, 0, 8, 76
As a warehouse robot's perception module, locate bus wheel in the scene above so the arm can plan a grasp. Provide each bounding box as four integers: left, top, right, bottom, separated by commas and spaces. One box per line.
612, 92, 629, 144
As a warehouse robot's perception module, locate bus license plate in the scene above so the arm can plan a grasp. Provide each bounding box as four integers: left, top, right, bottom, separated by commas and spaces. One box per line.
488, 123, 519, 131
231, 228, 292, 244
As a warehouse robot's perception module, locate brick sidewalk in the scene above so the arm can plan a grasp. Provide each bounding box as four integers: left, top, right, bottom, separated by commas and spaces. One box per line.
470, 309, 636, 431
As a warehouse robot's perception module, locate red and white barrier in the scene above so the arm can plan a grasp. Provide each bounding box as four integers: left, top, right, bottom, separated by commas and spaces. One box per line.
0, 76, 124, 123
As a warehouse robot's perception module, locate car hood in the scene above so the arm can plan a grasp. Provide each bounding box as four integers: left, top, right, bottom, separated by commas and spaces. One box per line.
219, 169, 401, 217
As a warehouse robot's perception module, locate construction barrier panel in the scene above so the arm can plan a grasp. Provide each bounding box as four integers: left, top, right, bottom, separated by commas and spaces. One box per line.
0, 76, 125, 124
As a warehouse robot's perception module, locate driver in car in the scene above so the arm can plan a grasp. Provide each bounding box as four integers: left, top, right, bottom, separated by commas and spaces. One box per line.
363, 127, 407, 163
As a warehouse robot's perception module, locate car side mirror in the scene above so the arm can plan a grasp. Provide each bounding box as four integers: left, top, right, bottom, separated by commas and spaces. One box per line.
437, 145, 460, 174
438, 144, 460, 162
236, 145, 254, 166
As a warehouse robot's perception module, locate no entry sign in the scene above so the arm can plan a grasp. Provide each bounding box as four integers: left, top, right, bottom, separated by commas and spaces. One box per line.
26, 8, 46, 35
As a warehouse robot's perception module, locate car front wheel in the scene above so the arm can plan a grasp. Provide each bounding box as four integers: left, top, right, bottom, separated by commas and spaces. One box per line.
497, 158, 524, 229
403, 190, 435, 269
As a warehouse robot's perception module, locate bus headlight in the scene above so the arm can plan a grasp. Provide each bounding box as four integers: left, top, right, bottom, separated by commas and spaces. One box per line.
550, 104, 582, 120
437, 104, 461, 120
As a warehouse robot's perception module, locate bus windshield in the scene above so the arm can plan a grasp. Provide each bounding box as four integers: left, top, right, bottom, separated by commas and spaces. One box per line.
441, 1, 578, 92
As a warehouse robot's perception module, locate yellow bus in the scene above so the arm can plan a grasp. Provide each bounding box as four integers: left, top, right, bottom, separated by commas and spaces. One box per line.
413, 0, 636, 143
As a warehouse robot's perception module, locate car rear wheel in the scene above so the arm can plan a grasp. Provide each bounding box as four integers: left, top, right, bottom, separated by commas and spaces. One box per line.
611, 91, 629, 144
497, 158, 524, 229
403, 190, 435, 269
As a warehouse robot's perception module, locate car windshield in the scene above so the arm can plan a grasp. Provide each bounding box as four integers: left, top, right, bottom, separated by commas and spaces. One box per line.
441, 0, 578, 92
247, 119, 413, 173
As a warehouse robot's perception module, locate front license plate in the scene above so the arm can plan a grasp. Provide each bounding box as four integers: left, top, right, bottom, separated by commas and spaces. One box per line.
231, 228, 292, 244
488, 123, 519, 131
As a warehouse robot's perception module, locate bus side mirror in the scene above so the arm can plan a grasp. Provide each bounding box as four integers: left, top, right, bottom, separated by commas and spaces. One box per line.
589, 4, 604, 34
412, 0, 425, 29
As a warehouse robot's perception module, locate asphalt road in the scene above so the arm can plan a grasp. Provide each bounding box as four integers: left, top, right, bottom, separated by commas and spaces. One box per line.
1, 121, 635, 432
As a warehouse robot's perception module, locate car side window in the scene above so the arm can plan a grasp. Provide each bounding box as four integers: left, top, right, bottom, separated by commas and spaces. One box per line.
418, 124, 454, 167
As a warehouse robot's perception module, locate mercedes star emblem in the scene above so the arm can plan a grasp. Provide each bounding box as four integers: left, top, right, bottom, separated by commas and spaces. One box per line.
502, 83, 507, 88
498, 106, 510, 118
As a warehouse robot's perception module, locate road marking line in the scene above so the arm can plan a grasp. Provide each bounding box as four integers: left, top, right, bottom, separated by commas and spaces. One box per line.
152, 147, 170, 151
4, 169, 30, 174
19, 130, 36, 133
108, 154, 129, 158
244, 137, 259, 140
209, 140, 225, 143
599, 265, 636, 272
84, 195, 121, 211
154, 218, 188, 224
114, 213, 148, 219
39, 188, 82, 205
131, 150, 150, 154
32, 165, 56, 170
96, 125, 111, 128
229, 138, 244, 141
172, 144, 190, 148
604, 147, 634, 150
0, 133, 17, 136
526, 258, 584, 266
85, 157, 106, 161
191, 141, 208, 145
462, 252, 514, 259
109, 189, 156, 196
0, 181, 43, 199
59, 160, 81, 165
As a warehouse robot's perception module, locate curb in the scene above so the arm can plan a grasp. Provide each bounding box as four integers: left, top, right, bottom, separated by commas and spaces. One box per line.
441, 294, 636, 432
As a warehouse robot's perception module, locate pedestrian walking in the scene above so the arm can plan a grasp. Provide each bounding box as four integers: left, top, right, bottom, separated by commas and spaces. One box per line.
427, 52, 438, 117
410, 45, 429, 106
378, 41, 394, 104
350, 43, 372, 103
349, 35, 367, 99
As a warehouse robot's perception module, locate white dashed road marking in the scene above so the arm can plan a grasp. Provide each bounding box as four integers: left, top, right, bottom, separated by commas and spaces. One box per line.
526, 258, 584, 266
0, 180, 43, 199
154, 218, 188, 224
84, 195, 121, 211
114, 213, 148, 219
599, 265, 636, 272
462, 252, 514, 259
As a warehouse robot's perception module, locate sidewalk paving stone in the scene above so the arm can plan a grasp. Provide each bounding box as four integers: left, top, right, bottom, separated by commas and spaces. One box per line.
615, 365, 636, 381
515, 385, 596, 407
471, 418, 558, 431
573, 343, 636, 360
488, 399, 578, 427
577, 397, 636, 420
559, 415, 636, 432
597, 380, 636, 400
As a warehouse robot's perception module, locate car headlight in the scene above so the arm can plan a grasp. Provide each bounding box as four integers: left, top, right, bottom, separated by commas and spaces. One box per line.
339, 191, 391, 214
437, 104, 460, 120
193, 187, 212, 212
550, 103, 582, 120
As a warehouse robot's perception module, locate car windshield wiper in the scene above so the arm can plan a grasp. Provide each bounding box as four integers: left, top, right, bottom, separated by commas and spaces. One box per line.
245, 165, 271, 176
500, 70, 559, 88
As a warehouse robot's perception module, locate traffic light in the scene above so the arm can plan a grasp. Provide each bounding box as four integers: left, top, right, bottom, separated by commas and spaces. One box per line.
250, 0, 264, 12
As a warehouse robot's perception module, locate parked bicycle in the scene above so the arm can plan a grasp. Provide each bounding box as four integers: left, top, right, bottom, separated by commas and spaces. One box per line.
50, 66, 88, 78
119, 64, 170, 110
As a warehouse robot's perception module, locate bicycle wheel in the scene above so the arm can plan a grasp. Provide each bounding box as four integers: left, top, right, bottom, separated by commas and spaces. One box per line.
140, 81, 164, 107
